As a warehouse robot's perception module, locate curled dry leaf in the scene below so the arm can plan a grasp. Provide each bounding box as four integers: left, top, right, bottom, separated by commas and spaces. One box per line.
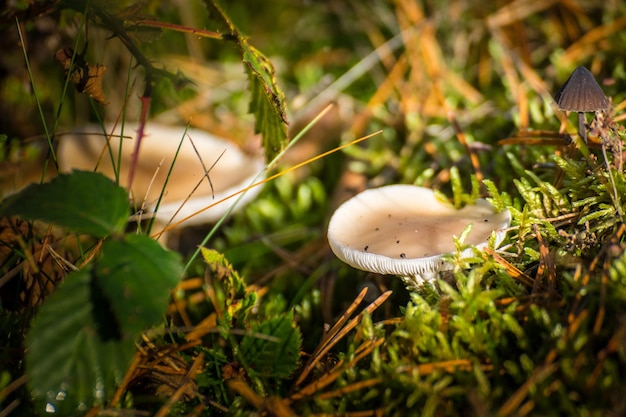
55, 47, 109, 105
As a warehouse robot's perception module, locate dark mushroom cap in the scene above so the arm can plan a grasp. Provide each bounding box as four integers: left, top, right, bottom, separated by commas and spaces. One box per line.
554, 66, 609, 112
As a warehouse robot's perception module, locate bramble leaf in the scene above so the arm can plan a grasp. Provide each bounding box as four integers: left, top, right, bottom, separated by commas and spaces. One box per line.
26, 269, 135, 413
0, 170, 129, 237
26, 234, 182, 412
203, 0, 289, 162
95, 234, 183, 339
201, 247, 257, 320
239, 312, 301, 378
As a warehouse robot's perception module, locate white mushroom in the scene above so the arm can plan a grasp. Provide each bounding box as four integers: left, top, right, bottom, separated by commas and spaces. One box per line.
57, 123, 265, 227
327, 184, 511, 289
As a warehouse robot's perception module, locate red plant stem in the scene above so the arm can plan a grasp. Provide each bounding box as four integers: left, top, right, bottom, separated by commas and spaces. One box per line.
127, 85, 152, 192
134, 19, 223, 39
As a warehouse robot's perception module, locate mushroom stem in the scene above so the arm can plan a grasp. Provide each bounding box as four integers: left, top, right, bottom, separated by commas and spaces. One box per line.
399, 272, 437, 291
326, 185, 511, 287
577, 112, 587, 144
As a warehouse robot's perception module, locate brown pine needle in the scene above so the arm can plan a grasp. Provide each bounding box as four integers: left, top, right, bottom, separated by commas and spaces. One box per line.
0, 375, 27, 403
532, 223, 557, 294
397, 359, 494, 376
497, 363, 558, 417
561, 16, 626, 66
109, 352, 143, 407
295, 289, 392, 387
592, 256, 610, 336
309, 411, 382, 417
307, 287, 369, 363
185, 312, 218, 342
484, 248, 535, 288
291, 338, 385, 401
229, 380, 299, 417
154, 353, 204, 417
228, 380, 264, 409
134, 19, 223, 40
447, 110, 484, 185
315, 378, 384, 400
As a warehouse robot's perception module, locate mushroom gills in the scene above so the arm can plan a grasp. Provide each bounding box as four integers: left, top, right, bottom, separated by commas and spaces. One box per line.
327, 185, 511, 289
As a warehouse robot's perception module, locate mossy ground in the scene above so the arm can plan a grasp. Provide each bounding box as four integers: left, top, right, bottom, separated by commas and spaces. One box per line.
2, 1, 626, 416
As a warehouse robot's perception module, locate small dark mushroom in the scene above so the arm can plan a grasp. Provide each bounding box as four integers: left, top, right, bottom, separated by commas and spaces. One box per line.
554, 66, 609, 144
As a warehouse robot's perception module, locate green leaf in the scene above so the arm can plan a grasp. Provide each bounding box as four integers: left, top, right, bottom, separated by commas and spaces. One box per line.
203, 0, 289, 162
200, 247, 257, 320
25, 235, 182, 412
96, 234, 183, 338
26, 269, 135, 412
0, 170, 129, 237
244, 46, 289, 162
201, 247, 245, 295
239, 312, 301, 378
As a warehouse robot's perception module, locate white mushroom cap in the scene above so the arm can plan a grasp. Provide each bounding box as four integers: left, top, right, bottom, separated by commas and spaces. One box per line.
57, 123, 265, 227
327, 184, 510, 281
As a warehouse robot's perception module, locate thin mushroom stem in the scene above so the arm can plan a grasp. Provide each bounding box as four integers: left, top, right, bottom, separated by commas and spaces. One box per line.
577, 111, 587, 144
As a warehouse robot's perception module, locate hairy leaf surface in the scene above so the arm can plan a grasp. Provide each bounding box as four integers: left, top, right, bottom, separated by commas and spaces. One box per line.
0, 171, 129, 237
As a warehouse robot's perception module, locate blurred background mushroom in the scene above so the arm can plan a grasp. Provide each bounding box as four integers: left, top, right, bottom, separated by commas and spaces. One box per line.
56, 123, 265, 232
0, 122, 266, 249
327, 185, 511, 290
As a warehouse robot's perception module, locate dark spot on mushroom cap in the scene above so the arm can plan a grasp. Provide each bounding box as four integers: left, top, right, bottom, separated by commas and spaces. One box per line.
375, 227, 380, 231
554, 66, 609, 112
400, 253, 406, 258
364, 245, 369, 251
484, 219, 489, 222
396, 240, 400, 244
